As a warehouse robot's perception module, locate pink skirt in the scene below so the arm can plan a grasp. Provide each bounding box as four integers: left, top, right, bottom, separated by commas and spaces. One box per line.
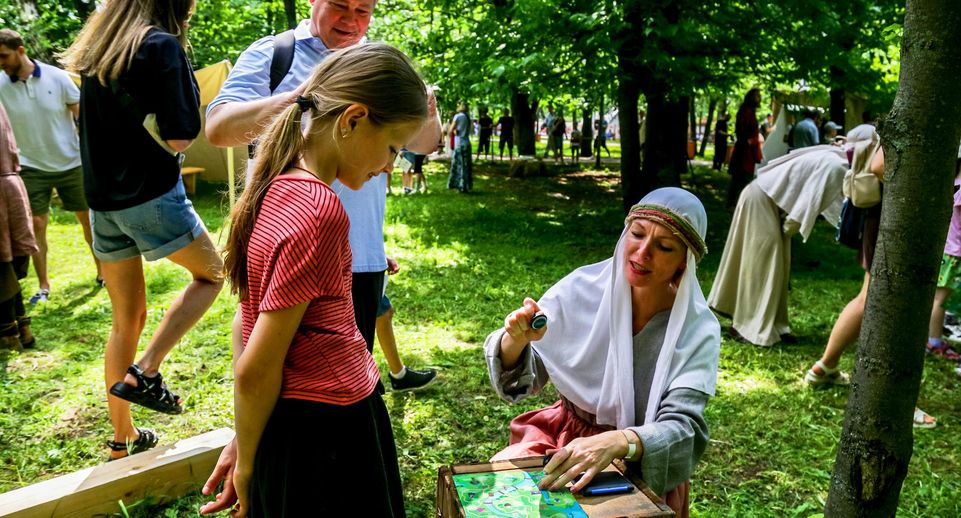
492, 400, 690, 518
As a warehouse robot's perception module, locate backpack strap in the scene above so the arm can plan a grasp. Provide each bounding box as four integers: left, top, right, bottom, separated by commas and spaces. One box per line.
269, 29, 296, 94
250, 29, 297, 158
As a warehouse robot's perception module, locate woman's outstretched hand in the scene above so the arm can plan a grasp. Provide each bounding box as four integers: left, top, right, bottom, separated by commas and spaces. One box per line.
504, 297, 547, 346
539, 431, 629, 493
498, 298, 548, 369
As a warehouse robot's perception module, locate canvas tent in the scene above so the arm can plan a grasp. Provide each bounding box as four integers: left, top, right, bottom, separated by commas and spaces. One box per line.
69, 61, 245, 205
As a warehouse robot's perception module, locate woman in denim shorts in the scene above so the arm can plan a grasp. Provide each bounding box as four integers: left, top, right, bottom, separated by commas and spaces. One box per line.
64, 0, 224, 459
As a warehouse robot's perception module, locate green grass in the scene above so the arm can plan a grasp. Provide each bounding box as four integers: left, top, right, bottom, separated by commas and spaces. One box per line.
2, 161, 959, 517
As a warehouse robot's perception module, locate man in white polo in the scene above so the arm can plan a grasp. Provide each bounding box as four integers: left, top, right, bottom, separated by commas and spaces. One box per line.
0, 29, 100, 303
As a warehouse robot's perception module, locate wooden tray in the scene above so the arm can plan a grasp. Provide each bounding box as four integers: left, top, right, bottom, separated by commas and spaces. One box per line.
436, 456, 674, 517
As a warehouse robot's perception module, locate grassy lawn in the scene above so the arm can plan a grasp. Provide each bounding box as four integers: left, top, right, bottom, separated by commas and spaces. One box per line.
2, 160, 959, 517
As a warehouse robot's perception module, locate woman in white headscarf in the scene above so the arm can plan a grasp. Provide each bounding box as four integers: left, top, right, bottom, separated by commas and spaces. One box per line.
484, 187, 720, 518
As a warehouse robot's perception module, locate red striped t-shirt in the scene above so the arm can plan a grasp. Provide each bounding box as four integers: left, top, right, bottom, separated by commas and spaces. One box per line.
242, 176, 379, 405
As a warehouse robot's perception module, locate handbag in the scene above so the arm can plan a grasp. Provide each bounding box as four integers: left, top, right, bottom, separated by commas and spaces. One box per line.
843, 137, 882, 208
836, 197, 866, 249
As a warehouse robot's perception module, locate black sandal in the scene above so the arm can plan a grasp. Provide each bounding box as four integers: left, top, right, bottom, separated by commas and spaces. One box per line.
106, 427, 159, 460
109, 365, 184, 414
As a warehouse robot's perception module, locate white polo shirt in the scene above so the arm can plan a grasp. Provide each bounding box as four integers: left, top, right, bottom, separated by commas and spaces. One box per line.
0, 60, 81, 172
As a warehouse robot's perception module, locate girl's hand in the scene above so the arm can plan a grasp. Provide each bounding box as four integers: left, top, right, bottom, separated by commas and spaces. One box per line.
199, 438, 238, 515
230, 466, 253, 517
538, 431, 629, 493
503, 297, 547, 346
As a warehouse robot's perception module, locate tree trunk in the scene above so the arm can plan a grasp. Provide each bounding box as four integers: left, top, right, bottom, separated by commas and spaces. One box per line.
825, 1, 961, 516
617, 61, 643, 213
511, 89, 537, 156
581, 108, 594, 158
73, 0, 93, 18
688, 96, 697, 143
699, 98, 717, 156
283, 0, 298, 29
641, 83, 688, 192
830, 66, 846, 128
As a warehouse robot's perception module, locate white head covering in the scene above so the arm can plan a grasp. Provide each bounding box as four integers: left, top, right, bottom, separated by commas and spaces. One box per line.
755, 145, 849, 240
532, 187, 721, 429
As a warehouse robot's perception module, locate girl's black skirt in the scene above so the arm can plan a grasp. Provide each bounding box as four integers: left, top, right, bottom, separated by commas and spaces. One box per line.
249, 392, 405, 517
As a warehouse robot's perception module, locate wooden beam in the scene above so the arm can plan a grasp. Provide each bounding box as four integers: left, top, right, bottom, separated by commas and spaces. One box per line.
0, 428, 234, 518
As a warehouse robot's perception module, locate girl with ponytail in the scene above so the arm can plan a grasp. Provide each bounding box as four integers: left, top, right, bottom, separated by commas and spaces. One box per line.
215, 43, 427, 517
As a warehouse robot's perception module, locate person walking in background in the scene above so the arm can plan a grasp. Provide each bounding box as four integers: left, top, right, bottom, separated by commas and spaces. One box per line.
760, 113, 774, 139
712, 112, 730, 170
63, 0, 224, 459
376, 262, 437, 392
800, 127, 937, 428
497, 108, 515, 160
0, 29, 101, 302
541, 105, 556, 158
727, 88, 762, 208
926, 148, 961, 365
400, 148, 427, 194
476, 106, 493, 161
570, 125, 581, 163
790, 109, 820, 150
0, 100, 37, 351
448, 103, 472, 192
549, 109, 566, 163
594, 118, 611, 158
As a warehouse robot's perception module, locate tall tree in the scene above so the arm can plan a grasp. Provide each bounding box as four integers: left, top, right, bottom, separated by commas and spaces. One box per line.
826, 1, 961, 515
283, 0, 298, 29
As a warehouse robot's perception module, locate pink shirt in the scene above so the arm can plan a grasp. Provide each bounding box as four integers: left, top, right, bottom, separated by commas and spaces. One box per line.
945, 180, 961, 257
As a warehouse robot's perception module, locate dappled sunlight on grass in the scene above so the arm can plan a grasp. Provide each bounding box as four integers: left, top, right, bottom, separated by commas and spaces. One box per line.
4, 164, 961, 516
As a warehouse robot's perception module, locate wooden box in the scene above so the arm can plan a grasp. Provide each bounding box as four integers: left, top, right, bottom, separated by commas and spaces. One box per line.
436, 457, 674, 517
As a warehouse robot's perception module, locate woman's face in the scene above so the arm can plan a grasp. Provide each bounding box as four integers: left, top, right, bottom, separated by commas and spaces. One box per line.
623, 219, 688, 288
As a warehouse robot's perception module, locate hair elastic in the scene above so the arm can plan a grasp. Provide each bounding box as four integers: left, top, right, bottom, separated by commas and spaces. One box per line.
295, 95, 316, 112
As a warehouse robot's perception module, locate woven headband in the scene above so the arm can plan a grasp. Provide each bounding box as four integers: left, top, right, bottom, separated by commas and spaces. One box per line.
626, 204, 708, 262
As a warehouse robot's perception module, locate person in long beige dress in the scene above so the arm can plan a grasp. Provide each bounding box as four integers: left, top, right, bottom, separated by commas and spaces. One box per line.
708, 145, 848, 346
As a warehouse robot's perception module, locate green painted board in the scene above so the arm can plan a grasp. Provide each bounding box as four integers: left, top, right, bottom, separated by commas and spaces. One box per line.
452, 469, 588, 517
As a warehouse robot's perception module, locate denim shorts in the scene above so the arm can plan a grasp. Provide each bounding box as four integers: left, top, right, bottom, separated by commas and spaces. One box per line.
90, 179, 204, 262
376, 294, 392, 318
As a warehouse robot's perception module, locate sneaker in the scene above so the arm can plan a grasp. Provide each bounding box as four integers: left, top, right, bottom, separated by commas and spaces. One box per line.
28, 289, 49, 305
804, 361, 850, 388
926, 339, 961, 361
389, 367, 437, 392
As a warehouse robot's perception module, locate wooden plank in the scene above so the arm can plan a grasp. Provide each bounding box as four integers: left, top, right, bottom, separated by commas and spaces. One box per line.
0, 428, 234, 518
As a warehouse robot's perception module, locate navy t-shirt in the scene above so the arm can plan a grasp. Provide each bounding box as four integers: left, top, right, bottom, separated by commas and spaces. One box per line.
80, 29, 200, 211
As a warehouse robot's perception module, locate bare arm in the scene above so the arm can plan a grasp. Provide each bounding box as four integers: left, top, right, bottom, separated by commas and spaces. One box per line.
499, 297, 546, 369
231, 302, 308, 516
205, 88, 303, 147
870, 145, 885, 182
67, 103, 79, 120
166, 139, 194, 153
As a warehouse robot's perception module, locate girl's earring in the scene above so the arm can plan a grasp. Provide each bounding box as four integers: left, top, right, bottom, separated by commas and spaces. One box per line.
341, 127, 350, 139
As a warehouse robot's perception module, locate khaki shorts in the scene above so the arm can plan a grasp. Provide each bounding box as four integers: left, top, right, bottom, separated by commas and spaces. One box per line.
19, 165, 88, 215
